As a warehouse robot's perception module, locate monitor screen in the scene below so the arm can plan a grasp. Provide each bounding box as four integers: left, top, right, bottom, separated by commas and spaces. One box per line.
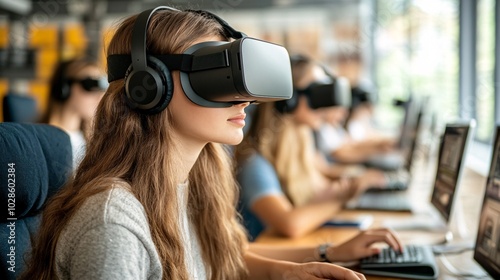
430, 122, 473, 221
474, 126, 500, 279
397, 97, 420, 151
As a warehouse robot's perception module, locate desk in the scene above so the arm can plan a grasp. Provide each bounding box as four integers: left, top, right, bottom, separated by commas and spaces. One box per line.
254, 157, 490, 279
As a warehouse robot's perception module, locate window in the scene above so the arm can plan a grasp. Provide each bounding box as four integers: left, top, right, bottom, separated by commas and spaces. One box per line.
375, 0, 459, 131
475, 0, 495, 142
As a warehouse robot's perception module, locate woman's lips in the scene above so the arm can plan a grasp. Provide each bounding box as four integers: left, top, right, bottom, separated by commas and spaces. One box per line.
228, 114, 246, 126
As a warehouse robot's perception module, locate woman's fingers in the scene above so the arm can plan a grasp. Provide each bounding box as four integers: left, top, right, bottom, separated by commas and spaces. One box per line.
302, 263, 366, 280
361, 228, 403, 252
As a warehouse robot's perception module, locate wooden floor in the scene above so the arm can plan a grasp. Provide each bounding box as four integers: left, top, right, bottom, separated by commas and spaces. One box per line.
254, 152, 493, 279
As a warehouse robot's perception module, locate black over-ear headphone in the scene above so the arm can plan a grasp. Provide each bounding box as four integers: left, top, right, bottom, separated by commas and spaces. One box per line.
123, 6, 246, 114
274, 89, 300, 114
124, 6, 178, 114
50, 60, 74, 102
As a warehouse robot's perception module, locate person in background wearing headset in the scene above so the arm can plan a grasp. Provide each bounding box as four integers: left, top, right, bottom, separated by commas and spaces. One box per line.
42, 58, 107, 169
346, 86, 382, 141
316, 87, 396, 165
235, 55, 401, 260
21, 7, 367, 280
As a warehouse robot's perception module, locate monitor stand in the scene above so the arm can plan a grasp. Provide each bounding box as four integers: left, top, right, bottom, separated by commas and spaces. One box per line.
437, 250, 491, 279
439, 198, 474, 246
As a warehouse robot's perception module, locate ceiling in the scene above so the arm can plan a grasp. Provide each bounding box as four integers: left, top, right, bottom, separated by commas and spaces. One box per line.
1, 0, 357, 18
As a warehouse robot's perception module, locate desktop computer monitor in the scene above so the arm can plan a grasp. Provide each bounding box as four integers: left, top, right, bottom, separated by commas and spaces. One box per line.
404, 102, 424, 171
352, 121, 475, 216
430, 121, 475, 222
473, 126, 500, 278
398, 96, 420, 151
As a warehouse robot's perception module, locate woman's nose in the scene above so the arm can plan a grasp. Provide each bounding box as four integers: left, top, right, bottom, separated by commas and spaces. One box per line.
234, 101, 251, 108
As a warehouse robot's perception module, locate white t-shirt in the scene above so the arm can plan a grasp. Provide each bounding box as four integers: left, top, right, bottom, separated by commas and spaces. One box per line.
66, 130, 86, 170
317, 123, 349, 154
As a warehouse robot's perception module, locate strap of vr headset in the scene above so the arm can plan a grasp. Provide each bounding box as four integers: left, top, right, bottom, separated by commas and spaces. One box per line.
107, 51, 230, 82
185, 9, 247, 39
108, 7, 245, 83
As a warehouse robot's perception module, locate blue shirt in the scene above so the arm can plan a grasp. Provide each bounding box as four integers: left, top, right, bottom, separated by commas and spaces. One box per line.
237, 153, 283, 240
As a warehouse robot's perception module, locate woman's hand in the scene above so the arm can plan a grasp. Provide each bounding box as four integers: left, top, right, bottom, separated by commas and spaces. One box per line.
326, 228, 403, 262
325, 178, 357, 202
274, 261, 366, 280
352, 169, 387, 194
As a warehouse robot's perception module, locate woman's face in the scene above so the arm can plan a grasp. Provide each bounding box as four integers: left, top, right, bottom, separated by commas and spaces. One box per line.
168, 36, 251, 146
66, 66, 106, 120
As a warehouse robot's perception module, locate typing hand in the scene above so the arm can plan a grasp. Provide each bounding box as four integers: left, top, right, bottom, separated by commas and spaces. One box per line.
376, 138, 397, 153
326, 228, 403, 262
352, 169, 387, 193
324, 178, 354, 203
276, 262, 366, 280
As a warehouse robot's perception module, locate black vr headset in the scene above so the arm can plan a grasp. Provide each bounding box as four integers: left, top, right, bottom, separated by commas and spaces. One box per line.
351, 86, 375, 109
107, 6, 293, 114
275, 76, 352, 114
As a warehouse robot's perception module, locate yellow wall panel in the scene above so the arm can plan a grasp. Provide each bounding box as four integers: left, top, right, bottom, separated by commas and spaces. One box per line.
37, 49, 58, 79
63, 24, 87, 60
30, 25, 58, 48
0, 80, 8, 122
0, 25, 8, 47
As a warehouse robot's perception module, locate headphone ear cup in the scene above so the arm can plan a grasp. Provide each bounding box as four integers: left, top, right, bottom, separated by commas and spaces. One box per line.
124, 56, 173, 114
59, 80, 71, 101
274, 90, 299, 114
50, 61, 72, 102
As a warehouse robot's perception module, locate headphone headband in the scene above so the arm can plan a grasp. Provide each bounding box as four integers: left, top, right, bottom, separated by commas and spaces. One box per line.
131, 6, 180, 73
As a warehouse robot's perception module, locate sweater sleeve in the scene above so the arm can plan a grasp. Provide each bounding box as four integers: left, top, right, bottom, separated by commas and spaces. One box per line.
69, 224, 153, 280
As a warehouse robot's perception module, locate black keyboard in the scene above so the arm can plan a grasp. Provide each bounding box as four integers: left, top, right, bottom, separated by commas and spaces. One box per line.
367, 169, 410, 192
346, 192, 413, 212
359, 245, 438, 280
362, 245, 423, 265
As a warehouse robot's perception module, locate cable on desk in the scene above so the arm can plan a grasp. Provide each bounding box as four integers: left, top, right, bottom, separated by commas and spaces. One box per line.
437, 254, 489, 279
431, 242, 475, 255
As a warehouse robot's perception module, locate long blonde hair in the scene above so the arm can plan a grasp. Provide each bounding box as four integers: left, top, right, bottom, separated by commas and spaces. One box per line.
22, 9, 247, 280
236, 102, 319, 206
236, 55, 327, 206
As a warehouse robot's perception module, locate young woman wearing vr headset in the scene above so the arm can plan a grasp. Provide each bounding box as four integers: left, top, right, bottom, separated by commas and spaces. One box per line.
21, 6, 366, 280
41, 58, 107, 169
235, 55, 402, 262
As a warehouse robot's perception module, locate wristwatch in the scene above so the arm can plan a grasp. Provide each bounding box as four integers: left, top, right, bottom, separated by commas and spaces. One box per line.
317, 243, 332, 262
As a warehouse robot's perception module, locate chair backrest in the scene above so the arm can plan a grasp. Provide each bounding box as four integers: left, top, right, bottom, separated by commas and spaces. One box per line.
0, 123, 72, 279
2, 94, 38, 123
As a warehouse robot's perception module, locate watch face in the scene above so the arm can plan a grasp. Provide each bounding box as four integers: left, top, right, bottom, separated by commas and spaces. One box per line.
318, 243, 331, 262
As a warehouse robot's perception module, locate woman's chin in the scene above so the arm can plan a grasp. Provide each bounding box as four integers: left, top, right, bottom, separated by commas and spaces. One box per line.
218, 134, 244, 146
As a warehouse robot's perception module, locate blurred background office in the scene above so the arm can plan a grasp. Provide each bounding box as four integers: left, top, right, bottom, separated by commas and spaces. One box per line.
0, 0, 498, 174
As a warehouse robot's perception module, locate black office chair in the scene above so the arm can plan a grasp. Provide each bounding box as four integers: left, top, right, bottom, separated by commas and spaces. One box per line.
0, 123, 72, 279
2, 93, 39, 122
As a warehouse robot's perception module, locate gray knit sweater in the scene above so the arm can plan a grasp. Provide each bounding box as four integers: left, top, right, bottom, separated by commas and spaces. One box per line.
55, 186, 206, 279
